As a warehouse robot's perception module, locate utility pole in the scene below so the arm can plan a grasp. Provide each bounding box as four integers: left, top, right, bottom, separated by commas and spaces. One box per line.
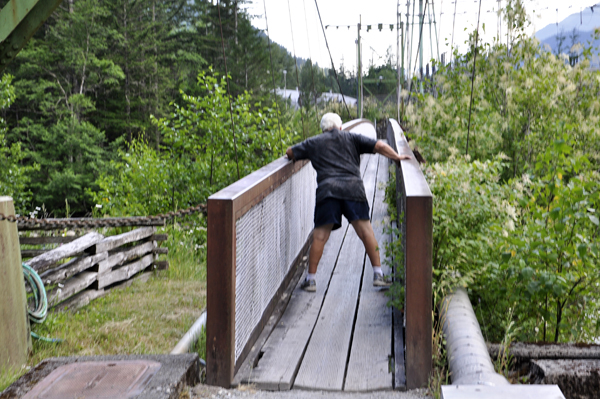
419, 0, 424, 94
406, 1, 410, 83
357, 15, 363, 119
397, 0, 401, 121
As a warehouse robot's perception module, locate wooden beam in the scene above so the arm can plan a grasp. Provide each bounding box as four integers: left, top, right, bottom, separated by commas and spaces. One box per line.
0, 196, 31, 368
0, 0, 63, 72
88, 227, 155, 254
40, 252, 107, 286
19, 236, 78, 245
26, 232, 104, 273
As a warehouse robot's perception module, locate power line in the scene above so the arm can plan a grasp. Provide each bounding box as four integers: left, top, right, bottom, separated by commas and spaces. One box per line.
450, 0, 458, 63
262, 0, 285, 156
314, 0, 352, 117
286, 0, 307, 139
302, 0, 320, 123
406, 0, 430, 105
466, 0, 483, 156
217, 0, 241, 180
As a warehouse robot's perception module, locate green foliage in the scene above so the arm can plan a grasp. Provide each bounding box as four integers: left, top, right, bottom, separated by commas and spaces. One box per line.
480, 138, 600, 343
0, 75, 35, 213
93, 69, 299, 217
425, 153, 514, 296
407, 4, 600, 177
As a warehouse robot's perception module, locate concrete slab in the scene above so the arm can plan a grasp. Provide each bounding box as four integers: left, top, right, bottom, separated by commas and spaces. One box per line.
531, 359, 600, 399
0, 354, 199, 399
441, 385, 565, 399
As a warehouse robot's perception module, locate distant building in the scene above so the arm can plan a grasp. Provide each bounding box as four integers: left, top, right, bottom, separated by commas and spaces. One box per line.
276, 88, 357, 109
318, 90, 357, 107
276, 88, 301, 109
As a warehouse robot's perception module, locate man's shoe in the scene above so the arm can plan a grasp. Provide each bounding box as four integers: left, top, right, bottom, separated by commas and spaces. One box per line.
301, 279, 316, 292
373, 273, 392, 287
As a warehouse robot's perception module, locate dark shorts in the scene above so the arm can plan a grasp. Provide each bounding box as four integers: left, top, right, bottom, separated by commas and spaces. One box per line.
314, 198, 370, 231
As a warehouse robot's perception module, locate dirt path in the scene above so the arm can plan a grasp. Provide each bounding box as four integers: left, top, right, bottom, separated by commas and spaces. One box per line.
191, 385, 431, 399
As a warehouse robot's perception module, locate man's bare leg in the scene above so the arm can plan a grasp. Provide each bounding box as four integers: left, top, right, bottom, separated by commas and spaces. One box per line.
309, 223, 334, 274
351, 219, 380, 267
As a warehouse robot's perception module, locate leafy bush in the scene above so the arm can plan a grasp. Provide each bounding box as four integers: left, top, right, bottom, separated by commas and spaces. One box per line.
0, 75, 36, 213
93, 69, 300, 216
478, 138, 600, 342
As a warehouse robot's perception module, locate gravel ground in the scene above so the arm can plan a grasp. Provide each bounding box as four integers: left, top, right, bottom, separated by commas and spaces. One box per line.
190, 385, 432, 399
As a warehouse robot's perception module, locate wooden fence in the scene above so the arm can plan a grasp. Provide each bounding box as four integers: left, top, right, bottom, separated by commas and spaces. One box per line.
20, 227, 168, 311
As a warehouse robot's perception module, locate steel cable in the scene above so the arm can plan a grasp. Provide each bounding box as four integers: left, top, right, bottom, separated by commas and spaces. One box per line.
314, 0, 352, 117
217, 0, 241, 180
262, 0, 285, 156
286, 0, 307, 139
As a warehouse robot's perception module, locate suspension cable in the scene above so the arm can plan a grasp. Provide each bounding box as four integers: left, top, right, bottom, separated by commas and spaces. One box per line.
286, 0, 307, 139
466, 0, 483, 156
217, 0, 241, 180
450, 0, 458, 64
302, 0, 320, 124
314, 0, 352, 117
406, 0, 430, 104
262, 0, 285, 155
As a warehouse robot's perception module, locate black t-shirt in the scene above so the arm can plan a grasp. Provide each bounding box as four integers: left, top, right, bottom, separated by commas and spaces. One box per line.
291, 128, 377, 203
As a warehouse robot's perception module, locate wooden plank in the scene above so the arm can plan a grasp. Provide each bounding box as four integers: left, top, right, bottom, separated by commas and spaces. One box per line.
19, 236, 78, 245
47, 271, 97, 307
154, 260, 169, 270
154, 247, 168, 255
394, 307, 407, 390
94, 241, 156, 275
0, 196, 32, 368
244, 154, 374, 390
88, 227, 155, 254
345, 155, 393, 391
149, 234, 168, 242
245, 220, 349, 390
293, 154, 379, 391
40, 252, 108, 286
26, 232, 104, 273
52, 288, 105, 311
95, 253, 154, 289
21, 249, 48, 258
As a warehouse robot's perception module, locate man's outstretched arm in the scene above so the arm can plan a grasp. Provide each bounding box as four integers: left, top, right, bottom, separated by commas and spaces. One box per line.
286, 147, 295, 161
373, 140, 411, 163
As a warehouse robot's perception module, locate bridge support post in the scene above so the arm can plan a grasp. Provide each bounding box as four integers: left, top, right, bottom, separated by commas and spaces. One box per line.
404, 195, 432, 389
206, 197, 236, 388
0, 196, 32, 370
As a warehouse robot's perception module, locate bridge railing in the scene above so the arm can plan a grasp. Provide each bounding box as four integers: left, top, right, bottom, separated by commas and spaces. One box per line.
387, 119, 433, 389
206, 155, 316, 387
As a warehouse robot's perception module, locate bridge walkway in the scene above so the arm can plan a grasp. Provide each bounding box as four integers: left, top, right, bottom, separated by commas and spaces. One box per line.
233, 131, 405, 391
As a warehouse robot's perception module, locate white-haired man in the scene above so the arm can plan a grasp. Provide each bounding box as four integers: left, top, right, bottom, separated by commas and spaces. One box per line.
286, 113, 410, 292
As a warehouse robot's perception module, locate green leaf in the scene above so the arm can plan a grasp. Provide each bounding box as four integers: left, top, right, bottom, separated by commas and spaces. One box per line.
589, 215, 599, 226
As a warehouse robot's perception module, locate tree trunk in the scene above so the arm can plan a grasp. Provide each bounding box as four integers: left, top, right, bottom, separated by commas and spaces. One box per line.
124, 0, 131, 143
153, 0, 159, 151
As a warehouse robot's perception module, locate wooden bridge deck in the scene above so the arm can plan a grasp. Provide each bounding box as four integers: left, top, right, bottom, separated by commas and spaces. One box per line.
234, 150, 406, 391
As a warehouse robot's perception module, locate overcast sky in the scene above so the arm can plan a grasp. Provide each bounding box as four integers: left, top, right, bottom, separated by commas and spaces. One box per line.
242, 0, 600, 79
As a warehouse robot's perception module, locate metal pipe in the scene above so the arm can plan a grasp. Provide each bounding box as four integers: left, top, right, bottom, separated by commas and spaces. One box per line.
171, 311, 207, 359
440, 288, 509, 386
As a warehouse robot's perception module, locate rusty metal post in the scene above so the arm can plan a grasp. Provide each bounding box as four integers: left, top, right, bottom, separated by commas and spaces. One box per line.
404, 195, 432, 389
0, 196, 32, 369
206, 197, 236, 388
388, 119, 433, 389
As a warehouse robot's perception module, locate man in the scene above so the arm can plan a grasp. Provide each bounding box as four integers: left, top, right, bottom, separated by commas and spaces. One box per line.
286, 113, 410, 292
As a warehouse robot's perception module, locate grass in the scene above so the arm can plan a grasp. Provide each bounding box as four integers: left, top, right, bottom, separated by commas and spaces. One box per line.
1, 222, 207, 393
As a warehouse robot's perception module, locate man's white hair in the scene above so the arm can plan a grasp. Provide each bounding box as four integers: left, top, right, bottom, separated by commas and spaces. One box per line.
320, 113, 343, 132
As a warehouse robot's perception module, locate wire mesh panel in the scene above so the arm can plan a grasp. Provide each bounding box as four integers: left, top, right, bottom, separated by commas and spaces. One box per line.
234, 164, 316, 362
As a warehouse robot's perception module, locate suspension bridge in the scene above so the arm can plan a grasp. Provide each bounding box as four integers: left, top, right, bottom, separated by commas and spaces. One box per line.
205, 118, 432, 391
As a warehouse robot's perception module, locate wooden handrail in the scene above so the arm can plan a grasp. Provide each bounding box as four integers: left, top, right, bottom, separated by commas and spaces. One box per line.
206, 155, 311, 388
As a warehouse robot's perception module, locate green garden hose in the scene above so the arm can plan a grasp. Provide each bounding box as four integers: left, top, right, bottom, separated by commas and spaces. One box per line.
22, 263, 62, 343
